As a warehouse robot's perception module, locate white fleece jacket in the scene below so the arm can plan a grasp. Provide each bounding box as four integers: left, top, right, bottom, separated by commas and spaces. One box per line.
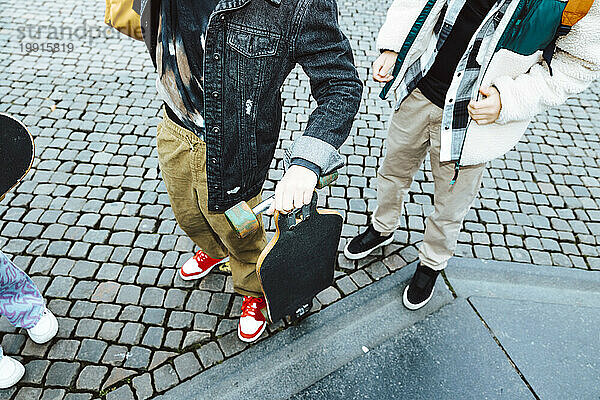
376, 0, 600, 165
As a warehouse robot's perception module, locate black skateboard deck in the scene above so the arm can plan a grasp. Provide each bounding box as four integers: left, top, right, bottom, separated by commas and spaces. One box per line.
257, 192, 343, 323
0, 114, 34, 198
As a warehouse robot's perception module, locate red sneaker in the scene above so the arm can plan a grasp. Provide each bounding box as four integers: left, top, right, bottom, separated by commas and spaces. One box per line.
238, 296, 267, 343
179, 250, 229, 281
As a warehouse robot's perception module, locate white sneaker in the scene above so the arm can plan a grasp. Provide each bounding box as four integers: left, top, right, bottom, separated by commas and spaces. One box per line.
0, 355, 25, 389
27, 308, 58, 344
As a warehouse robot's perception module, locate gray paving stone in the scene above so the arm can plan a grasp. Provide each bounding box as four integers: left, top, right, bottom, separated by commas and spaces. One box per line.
208, 293, 231, 316
116, 285, 141, 305
164, 289, 187, 309
75, 318, 102, 338
121, 267, 141, 283
103, 345, 129, 366
44, 276, 75, 298
119, 322, 145, 345
168, 311, 193, 329
315, 287, 341, 306
77, 338, 108, 363
48, 339, 80, 360
173, 352, 202, 381
76, 365, 109, 390
106, 385, 135, 400
124, 346, 152, 369
336, 276, 359, 295
193, 313, 218, 332
164, 330, 184, 350
70, 281, 99, 299
64, 394, 92, 400
185, 290, 211, 312
98, 321, 125, 342
198, 274, 225, 292
22, 359, 50, 384
140, 287, 165, 307
183, 331, 210, 348
153, 364, 180, 393
14, 387, 42, 400
40, 388, 66, 400
196, 341, 224, 368
142, 326, 165, 348
142, 307, 167, 326
45, 361, 80, 387
218, 331, 248, 358
132, 373, 154, 400
120, 305, 143, 322
70, 301, 97, 318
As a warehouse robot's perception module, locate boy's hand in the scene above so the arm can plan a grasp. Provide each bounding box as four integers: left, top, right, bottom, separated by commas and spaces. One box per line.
468, 86, 502, 125
268, 165, 318, 214
373, 51, 398, 83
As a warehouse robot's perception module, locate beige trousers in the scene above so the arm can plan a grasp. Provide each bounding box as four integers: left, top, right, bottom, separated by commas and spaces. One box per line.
156, 111, 266, 297
372, 89, 486, 271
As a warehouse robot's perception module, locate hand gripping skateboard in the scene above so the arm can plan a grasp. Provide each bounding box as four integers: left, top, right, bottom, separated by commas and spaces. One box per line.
0, 114, 34, 199
225, 171, 338, 239
256, 191, 343, 323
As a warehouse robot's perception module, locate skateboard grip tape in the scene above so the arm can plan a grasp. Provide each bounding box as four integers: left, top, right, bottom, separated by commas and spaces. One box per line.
258, 209, 343, 322
0, 115, 34, 198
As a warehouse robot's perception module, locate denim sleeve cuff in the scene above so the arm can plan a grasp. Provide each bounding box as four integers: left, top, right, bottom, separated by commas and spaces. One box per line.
289, 135, 344, 175
290, 158, 321, 178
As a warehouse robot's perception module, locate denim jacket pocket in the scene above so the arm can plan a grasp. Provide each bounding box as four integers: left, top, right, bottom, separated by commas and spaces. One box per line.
225, 24, 281, 178
226, 23, 281, 84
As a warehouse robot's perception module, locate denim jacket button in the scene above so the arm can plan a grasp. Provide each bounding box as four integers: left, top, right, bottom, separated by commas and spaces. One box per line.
212, 91, 219, 98
211, 158, 218, 164
213, 53, 220, 61
212, 127, 220, 134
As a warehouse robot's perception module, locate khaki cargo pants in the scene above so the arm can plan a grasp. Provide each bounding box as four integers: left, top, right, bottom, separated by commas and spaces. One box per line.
372, 88, 486, 271
156, 111, 266, 297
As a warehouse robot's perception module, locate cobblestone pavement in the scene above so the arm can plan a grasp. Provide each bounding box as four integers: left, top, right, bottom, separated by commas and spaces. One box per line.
0, 0, 599, 398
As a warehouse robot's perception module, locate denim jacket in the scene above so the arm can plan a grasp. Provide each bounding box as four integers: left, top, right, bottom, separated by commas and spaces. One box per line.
138, 0, 363, 211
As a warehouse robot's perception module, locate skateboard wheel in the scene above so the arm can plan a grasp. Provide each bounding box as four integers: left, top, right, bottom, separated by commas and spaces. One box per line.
225, 201, 260, 238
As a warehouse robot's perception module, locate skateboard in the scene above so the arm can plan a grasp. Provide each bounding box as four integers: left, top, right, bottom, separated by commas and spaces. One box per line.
225, 171, 338, 239
256, 191, 343, 323
0, 114, 34, 199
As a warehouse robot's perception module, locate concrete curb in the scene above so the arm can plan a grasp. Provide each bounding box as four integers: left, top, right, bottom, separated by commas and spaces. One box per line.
445, 258, 600, 307
159, 262, 453, 400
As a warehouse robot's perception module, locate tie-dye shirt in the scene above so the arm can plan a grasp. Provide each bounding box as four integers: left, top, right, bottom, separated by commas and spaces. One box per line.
155, 0, 220, 137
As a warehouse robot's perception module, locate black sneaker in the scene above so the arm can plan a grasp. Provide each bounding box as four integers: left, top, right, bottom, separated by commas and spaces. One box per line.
403, 263, 440, 310
343, 224, 393, 260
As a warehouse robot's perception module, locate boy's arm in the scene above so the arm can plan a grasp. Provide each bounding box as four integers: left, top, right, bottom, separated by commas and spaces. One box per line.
288, 0, 363, 176
492, 5, 600, 124
376, 0, 428, 53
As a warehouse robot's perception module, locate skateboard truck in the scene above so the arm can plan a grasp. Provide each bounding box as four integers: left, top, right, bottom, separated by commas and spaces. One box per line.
225, 171, 338, 239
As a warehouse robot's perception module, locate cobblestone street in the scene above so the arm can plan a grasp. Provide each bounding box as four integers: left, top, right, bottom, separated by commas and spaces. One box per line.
0, 0, 599, 399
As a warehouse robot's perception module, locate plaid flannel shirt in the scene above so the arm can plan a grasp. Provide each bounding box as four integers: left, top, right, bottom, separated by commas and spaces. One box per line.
381, 0, 510, 164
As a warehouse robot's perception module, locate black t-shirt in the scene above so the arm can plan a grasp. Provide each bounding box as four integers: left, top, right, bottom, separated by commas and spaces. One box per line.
418, 0, 497, 108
